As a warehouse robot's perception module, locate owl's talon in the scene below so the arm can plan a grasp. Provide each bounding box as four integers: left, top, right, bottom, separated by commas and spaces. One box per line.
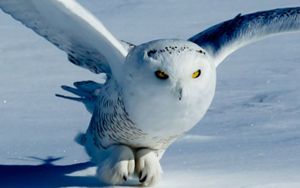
135, 149, 162, 186
139, 175, 147, 183
96, 145, 135, 185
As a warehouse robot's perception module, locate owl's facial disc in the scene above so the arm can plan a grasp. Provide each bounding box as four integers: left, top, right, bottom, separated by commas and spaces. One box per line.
154, 69, 202, 101
123, 39, 216, 104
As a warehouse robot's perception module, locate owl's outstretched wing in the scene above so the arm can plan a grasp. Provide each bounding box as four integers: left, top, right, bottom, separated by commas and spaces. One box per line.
0, 0, 128, 76
189, 7, 300, 67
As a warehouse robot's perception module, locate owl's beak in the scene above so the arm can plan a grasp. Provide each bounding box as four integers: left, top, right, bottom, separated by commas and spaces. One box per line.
178, 88, 183, 101
174, 82, 183, 101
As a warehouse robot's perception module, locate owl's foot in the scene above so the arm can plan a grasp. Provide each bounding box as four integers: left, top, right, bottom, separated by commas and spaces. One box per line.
135, 149, 162, 186
96, 145, 135, 185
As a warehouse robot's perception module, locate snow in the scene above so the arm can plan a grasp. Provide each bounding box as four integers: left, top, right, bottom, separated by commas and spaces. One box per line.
1, 0, 300, 187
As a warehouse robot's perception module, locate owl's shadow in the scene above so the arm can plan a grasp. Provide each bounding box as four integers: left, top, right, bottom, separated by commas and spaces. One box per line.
0, 156, 104, 187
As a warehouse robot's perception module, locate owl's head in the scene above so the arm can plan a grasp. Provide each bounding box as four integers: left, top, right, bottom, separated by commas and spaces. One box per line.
122, 39, 216, 105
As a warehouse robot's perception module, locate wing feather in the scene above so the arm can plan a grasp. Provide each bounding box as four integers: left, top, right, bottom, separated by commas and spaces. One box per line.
189, 7, 300, 67
0, 0, 128, 76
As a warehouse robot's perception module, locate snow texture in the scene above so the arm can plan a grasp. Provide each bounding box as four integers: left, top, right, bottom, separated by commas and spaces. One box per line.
0, 0, 300, 187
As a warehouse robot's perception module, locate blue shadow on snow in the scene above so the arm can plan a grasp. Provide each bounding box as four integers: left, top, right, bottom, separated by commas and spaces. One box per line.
0, 156, 106, 187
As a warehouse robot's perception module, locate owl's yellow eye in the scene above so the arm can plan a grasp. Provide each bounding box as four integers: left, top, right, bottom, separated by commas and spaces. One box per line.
155, 70, 169, 80
192, 69, 201, 79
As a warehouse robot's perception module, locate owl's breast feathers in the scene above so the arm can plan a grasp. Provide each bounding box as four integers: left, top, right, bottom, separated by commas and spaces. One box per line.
87, 79, 182, 150
88, 79, 145, 148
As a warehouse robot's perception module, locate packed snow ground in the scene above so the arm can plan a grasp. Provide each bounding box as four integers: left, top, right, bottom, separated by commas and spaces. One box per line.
1, 0, 300, 187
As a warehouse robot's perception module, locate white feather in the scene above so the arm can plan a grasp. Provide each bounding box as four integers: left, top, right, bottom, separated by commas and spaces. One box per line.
0, 0, 127, 76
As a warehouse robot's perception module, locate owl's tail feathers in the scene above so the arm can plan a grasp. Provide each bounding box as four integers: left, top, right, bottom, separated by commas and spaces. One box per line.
75, 132, 87, 146
56, 80, 104, 114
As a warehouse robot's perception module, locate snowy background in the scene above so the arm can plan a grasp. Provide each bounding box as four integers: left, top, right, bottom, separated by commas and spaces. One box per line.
1, 0, 300, 187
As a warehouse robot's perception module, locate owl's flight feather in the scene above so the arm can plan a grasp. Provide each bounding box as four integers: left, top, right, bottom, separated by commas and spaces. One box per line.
190, 7, 300, 66
0, 0, 128, 76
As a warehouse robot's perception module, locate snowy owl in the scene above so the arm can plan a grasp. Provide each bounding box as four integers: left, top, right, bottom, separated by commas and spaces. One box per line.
0, 0, 299, 186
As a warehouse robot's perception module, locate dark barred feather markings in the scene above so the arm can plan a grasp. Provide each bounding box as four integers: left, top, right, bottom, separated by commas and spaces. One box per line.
88, 80, 146, 149
190, 7, 300, 64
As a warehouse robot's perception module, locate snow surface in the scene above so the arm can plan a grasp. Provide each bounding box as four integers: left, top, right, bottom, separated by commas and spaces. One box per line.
1, 0, 300, 187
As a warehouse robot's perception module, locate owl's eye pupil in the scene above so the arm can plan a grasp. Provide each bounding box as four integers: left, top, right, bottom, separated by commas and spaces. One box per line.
192, 69, 201, 79
155, 70, 169, 80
